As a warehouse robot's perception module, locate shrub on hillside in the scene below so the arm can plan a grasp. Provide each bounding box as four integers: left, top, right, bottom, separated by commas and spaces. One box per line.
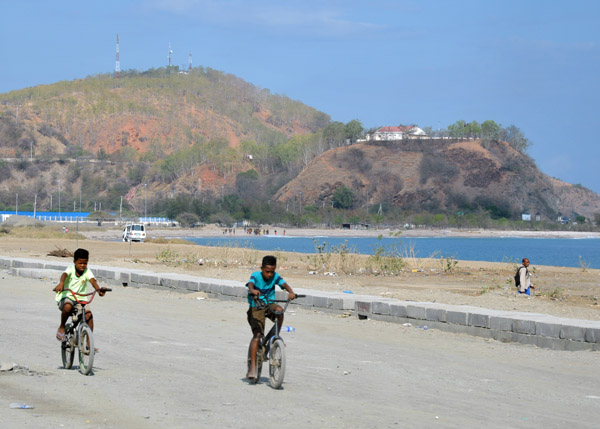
0, 161, 12, 182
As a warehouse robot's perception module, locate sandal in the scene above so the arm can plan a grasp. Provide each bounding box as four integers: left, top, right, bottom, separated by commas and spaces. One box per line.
56, 331, 65, 342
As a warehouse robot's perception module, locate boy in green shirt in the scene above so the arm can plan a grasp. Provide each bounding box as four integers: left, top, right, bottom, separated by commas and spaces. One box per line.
53, 248, 108, 341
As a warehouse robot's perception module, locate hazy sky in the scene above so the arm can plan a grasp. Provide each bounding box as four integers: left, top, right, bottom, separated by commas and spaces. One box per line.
2, 1, 599, 192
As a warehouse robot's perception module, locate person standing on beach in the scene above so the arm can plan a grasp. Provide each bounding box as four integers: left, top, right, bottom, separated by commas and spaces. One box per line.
517, 258, 535, 296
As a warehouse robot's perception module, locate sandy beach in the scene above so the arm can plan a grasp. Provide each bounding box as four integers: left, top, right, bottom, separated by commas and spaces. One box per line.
84, 223, 600, 240
2, 222, 599, 321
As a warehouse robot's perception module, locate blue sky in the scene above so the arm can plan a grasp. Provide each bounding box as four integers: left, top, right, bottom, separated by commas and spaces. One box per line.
2, 1, 599, 193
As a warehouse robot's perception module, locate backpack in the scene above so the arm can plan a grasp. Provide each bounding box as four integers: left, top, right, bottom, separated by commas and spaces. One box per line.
514, 266, 526, 288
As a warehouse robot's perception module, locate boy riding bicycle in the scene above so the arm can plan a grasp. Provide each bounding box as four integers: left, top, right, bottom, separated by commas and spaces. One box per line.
246, 255, 297, 381
53, 248, 107, 342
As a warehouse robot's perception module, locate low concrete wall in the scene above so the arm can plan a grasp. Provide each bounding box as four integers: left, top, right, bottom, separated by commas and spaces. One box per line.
2, 256, 598, 351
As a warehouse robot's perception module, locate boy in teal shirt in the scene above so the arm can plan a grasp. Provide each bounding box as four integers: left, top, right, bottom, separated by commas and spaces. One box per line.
246, 255, 296, 380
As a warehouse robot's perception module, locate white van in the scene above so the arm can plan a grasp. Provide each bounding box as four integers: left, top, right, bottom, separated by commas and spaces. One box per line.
122, 223, 146, 242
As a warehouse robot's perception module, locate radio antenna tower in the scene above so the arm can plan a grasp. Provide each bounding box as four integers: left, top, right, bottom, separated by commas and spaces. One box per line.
188, 52, 192, 71
115, 34, 120, 78
168, 42, 173, 67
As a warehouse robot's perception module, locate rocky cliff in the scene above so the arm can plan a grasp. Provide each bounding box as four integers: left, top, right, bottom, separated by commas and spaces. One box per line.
275, 138, 600, 219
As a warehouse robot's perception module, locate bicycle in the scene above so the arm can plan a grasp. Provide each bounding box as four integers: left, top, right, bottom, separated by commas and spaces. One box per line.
246, 294, 305, 389
60, 287, 111, 375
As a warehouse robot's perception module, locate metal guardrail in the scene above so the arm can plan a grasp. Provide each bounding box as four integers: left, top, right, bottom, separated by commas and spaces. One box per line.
0, 213, 175, 226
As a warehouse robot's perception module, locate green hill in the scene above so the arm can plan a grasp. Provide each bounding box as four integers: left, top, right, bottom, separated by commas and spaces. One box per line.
0, 68, 599, 229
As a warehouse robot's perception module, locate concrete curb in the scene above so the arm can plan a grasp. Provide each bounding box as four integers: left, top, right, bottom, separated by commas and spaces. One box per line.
2, 255, 598, 351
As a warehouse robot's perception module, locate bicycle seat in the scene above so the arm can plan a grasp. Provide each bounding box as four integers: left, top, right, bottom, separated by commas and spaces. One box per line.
71, 304, 84, 321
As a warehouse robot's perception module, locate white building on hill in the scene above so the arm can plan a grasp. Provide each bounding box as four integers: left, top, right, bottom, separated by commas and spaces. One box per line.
366, 126, 427, 141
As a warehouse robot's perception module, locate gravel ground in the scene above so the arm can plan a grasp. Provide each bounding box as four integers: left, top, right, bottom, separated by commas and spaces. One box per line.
1, 274, 600, 428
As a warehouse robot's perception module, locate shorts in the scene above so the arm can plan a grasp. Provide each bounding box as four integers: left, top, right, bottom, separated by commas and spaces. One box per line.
57, 297, 76, 311
518, 287, 532, 296
57, 298, 87, 315
247, 304, 279, 336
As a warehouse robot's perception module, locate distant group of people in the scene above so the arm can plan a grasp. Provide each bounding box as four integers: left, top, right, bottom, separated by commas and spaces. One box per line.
221, 227, 287, 236
243, 228, 284, 236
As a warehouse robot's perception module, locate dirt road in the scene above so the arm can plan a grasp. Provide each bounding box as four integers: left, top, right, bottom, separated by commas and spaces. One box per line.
1, 274, 599, 428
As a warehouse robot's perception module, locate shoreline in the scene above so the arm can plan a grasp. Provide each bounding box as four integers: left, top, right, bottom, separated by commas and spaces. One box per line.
4, 215, 599, 240
140, 225, 600, 240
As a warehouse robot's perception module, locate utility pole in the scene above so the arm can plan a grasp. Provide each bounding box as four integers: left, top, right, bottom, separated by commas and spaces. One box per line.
115, 34, 120, 78
58, 180, 61, 217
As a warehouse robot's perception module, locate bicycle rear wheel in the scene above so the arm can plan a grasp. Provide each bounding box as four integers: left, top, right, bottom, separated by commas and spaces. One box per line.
246, 340, 263, 384
78, 325, 95, 375
61, 324, 75, 369
269, 339, 286, 389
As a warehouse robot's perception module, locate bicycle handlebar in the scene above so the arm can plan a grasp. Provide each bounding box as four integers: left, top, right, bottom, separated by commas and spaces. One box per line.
250, 294, 306, 310
65, 287, 112, 305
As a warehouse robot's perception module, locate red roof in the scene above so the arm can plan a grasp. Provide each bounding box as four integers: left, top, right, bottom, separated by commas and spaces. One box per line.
376, 126, 415, 133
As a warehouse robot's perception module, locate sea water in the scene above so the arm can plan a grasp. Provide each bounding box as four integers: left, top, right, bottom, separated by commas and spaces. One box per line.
181, 235, 600, 269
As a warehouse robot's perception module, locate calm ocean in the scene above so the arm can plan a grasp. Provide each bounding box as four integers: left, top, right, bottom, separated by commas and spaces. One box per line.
182, 235, 600, 269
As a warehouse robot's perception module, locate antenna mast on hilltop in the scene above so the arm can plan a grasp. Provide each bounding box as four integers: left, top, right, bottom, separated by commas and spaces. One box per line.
168, 42, 173, 67
188, 52, 192, 71
115, 34, 120, 78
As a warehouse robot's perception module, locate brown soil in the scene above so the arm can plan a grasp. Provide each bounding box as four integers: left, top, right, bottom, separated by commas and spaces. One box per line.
2, 224, 599, 321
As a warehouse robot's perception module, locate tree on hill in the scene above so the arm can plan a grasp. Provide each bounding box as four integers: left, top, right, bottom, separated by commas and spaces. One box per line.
446, 120, 530, 153
481, 120, 500, 147
332, 185, 356, 209
344, 119, 364, 144
499, 125, 531, 153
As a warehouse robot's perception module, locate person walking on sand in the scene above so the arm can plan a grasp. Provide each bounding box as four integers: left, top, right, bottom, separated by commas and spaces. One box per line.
517, 258, 535, 296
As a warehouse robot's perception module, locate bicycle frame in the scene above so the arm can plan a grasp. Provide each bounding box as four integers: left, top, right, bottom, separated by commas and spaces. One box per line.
259, 298, 293, 355
64, 289, 96, 335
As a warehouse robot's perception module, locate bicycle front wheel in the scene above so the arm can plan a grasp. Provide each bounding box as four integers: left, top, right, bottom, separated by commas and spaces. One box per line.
269, 339, 286, 389
78, 325, 95, 375
61, 324, 75, 369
